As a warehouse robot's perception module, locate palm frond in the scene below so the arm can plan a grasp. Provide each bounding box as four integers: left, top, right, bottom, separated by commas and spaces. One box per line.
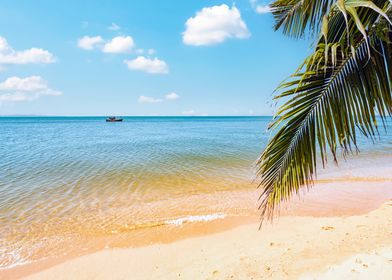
258, 0, 392, 222
271, 0, 336, 38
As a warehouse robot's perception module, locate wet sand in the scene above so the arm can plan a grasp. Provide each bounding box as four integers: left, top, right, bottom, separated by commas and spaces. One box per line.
2, 155, 392, 279
20, 200, 392, 280
0, 176, 390, 279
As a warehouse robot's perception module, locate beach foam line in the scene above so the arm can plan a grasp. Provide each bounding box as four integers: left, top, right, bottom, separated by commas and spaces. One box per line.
0, 214, 228, 271
165, 213, 226, 226
0, 249, 33, 270
115, 213, 228, 231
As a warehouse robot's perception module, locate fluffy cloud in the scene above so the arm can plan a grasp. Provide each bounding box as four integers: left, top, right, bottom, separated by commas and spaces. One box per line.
0, 37, 55, 65
103, 36, 134, 53
77, 36, 167, 73
165, 92, 180, 100
138, 95, 162, 103
250, 0, 272, 14
78, 35, 134, 53
0, 76, 62, 103
183, 4, 250, 46
77, 36, 104, 50
124, 56, 168, 74
108, 23, 120, 31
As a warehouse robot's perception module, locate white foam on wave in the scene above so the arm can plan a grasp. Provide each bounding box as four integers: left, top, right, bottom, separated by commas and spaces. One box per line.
165, 213, 226, 226
0, 214, 227, 269
0, 238, 47, 270
0, 247, 31, 270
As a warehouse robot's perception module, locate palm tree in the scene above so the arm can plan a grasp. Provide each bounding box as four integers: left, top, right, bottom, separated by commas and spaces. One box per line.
258, 0, 392, 222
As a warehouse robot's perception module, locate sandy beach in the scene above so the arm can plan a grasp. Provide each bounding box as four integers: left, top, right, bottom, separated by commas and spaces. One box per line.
15, 198, 392, 280
1, 157, 391, 280
2, 0, 392, 278
1, 119, 391, 280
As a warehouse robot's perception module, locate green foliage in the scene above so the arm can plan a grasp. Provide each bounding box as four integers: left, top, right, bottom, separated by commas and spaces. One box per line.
258, 0, 392, 222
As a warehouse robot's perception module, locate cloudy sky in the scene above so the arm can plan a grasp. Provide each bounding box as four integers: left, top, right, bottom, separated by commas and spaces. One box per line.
0, 0, 309, 116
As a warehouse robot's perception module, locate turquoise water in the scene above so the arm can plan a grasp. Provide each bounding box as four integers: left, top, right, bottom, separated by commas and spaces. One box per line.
0, 117, 268, 204
0, 116, 391, 270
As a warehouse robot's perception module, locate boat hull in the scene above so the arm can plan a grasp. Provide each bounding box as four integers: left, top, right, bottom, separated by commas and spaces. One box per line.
106, 119, 123, 122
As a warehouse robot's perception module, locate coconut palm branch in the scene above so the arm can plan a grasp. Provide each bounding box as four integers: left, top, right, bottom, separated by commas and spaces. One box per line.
271, 0, 336, 38
258, 0, 392, 222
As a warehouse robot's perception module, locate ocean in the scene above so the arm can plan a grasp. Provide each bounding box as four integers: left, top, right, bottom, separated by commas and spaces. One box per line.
0, 116, 391, 270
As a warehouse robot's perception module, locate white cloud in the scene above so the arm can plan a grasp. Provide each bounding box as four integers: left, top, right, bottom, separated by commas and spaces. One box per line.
183, 4, 250, 46
77, 36, 104, 50
0, 76, 47, 91
108, 23, 120, 31
138, 95, 162, 103
79, 35, 135, 53
0, 76, 62, 103
77, 36, 166, 72
103, 36, 134, 53
250, 0, 272, 14
165, 92, 180, 101
0, 37, 55, 65
124, 56, 168, 74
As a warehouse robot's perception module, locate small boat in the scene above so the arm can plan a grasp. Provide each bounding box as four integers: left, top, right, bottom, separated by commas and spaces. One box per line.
106, 116, 123, 122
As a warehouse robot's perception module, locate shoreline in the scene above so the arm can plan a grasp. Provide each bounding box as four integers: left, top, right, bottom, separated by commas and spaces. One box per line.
1, 215, 258, 279
17, 200, 392, 280
2, 156, 392, 279
2, 183, 391, 279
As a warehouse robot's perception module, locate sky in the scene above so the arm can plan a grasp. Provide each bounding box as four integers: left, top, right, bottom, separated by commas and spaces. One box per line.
0, 0, 311, 116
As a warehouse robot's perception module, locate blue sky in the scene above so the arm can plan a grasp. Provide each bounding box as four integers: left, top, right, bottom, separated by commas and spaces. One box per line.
0, 0, 310, 116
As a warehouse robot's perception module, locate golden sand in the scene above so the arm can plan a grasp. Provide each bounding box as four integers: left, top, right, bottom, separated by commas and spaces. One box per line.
17, 200, 392, 280
1, 176, 391, 279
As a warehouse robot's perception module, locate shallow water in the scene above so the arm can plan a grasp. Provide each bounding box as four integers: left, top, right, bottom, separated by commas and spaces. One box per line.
0, 116, 391, 270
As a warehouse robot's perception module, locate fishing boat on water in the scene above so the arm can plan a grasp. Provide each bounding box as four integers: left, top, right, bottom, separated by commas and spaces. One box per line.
106, 116, 123, 122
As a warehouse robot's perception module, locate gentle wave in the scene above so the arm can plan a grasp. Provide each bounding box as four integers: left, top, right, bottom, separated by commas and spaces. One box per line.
0, 258, 31, 270
0, 245, 33, 270
106, 213, 228, 232
0, 213, 228, 270
165, 213, 226, 226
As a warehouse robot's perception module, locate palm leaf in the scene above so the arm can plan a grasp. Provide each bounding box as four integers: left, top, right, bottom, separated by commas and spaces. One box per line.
271, 0, 336, 38
258, 0, 392, 222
